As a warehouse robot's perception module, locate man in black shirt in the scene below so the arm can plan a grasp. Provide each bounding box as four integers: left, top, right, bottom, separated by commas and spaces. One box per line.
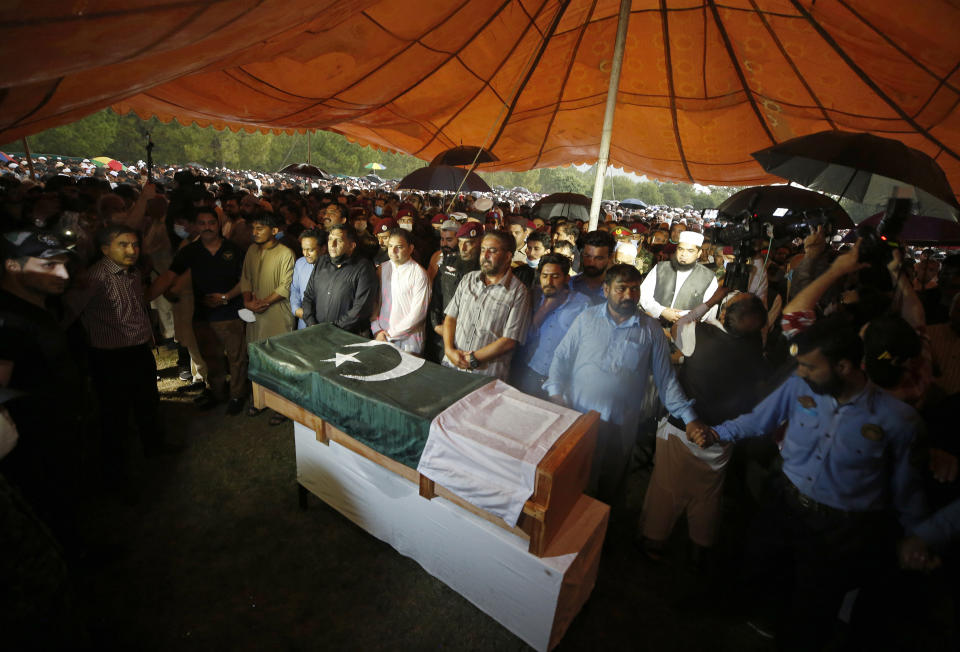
424, 222, 481, 363
640, 288, 770, 561
301, 224, 378, 336
0, 229, 85, 547
148, 207, 248, 414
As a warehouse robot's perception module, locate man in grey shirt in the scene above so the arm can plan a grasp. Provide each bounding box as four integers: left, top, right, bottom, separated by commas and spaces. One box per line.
443, 230, 531, 381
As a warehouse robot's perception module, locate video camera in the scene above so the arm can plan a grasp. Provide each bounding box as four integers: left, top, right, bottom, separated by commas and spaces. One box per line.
854, 190, 912, 291
707, 194, 834, 292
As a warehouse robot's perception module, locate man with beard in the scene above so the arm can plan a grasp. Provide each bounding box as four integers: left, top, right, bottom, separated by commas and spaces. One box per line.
571, 230, 615, 305
370, 228, 430, 353
510, 253, 589, 398
425, 221, 481, 363
640, 230, 718, 323
443, 230, 530, 380
545, 264, 706, 503
301, 224, 378, 336
425, 217, 457, 284
688, 315, 927, 649
640, 288, 770, 562
371, 217, 395, 265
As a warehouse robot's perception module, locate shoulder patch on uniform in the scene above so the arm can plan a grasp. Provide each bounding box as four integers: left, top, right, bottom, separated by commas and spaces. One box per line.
798, 395, 816, 409
861, 424, 885, 442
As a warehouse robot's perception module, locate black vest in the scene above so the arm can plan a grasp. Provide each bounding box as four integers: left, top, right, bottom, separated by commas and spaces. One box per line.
653, 261, 715, 311
679, 323, 769, 426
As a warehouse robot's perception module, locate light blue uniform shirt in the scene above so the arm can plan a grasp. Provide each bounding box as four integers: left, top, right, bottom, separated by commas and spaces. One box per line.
544, 304, 697, 431
714, 375, 927, 529
290, 256, 315, 330
525, 289, 592, 376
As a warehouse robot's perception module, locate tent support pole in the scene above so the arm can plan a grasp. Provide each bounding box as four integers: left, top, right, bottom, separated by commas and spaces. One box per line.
21, 137, 36, 182
307, 131, 311, 165
588, 0, 631, 232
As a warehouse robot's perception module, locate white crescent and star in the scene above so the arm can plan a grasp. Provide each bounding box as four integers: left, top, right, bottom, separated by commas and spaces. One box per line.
322, 340, 425, 382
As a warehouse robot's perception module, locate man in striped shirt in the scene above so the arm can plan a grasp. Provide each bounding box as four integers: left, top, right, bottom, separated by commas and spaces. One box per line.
66, 225, 175, 481
443, 230, 531, 381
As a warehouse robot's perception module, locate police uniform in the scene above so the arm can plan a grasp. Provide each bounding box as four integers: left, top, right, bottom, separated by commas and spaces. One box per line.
713, 374, 927, 649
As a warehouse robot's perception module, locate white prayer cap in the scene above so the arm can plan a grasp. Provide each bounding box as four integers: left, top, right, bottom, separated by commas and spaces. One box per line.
678, 230, 704, 247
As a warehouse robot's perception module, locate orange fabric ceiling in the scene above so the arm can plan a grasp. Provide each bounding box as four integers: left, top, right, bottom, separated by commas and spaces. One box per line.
2, 0, 959, 194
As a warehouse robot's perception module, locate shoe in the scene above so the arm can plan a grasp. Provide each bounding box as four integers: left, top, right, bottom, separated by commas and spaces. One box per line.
225, 398, 245, 415
194, 391, 220, 411
269, 412, 289, 426
178, 369, 193, 382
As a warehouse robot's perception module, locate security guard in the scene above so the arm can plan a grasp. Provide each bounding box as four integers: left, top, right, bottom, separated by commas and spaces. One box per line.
689, 315, 927, 649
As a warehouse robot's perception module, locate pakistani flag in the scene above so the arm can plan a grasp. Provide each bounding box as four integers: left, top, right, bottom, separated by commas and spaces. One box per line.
248, 324, 492, 469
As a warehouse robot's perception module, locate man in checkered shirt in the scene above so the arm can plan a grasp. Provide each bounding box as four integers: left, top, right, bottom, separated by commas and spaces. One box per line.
66, 225, 176, 483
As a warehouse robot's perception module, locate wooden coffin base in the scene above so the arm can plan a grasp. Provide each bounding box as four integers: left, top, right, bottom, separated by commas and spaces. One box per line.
292, 421, 609, 651
253, 382, 599, 557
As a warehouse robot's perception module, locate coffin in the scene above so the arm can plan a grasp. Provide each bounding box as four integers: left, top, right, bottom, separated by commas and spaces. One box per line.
248, 324, 600, 556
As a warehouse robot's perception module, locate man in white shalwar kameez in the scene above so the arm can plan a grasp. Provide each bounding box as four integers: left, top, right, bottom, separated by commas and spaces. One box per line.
371, 227, 430, 354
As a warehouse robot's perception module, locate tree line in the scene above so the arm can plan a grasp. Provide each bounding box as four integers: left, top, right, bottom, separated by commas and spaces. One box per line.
3, 109, 734, 207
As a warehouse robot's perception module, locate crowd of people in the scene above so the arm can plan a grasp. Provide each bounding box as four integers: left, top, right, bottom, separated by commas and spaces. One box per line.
1, 155, 959, 649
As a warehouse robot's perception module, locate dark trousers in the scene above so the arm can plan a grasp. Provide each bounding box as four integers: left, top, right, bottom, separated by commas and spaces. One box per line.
88, 343, 163, 472
510, 364, 548, 399
742, 473, 893, 651
194, 319, 248, 400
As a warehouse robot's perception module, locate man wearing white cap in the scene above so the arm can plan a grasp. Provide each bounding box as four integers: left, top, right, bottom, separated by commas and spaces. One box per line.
640, 230, 718, 323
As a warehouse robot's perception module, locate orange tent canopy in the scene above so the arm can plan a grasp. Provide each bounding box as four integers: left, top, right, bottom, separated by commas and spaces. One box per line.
2, 0, 959, 195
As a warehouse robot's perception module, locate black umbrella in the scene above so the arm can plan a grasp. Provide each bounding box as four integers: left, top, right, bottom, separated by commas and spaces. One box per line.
619, 198, 648, 209
842, 213, 960, 245
279, 163, 331, 180
716, 185, 853, 228
510, 186, 531, 194
532, 192, 592, 220
363, 173, 385, 183
396, 165, 491, 193
752, 131, 959, 221
429, 146, 498, 167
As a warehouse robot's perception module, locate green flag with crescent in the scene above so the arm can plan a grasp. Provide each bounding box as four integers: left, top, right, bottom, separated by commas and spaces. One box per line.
248, 324, 493, 468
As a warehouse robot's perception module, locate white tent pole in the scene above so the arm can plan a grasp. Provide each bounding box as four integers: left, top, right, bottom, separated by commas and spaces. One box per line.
588, 0, 632, 232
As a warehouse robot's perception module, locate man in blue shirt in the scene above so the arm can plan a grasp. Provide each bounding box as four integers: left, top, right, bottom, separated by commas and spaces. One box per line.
545, 263, 705, 503
511, 253, 590, 398
689, 315, 927, 649
570, 229, 614, 305
290, 228, 324, 330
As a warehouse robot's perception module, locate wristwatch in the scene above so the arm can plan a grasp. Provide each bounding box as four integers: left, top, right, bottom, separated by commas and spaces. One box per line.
221, 294, 228, 305
468, 353, 479, 369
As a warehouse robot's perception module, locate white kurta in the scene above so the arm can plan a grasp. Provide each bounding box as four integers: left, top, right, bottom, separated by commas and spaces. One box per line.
639, 266, 718, 320
372, 258, 430, 353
